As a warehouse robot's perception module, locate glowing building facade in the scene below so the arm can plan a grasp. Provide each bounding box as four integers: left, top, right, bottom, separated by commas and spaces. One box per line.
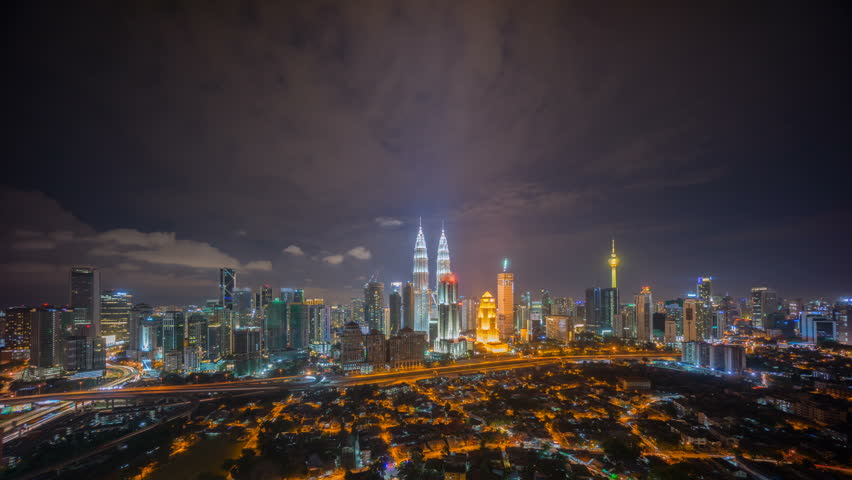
70, 267, 100, 337
437, 273, 460, 343
476, 292, 500, 344
219, 268, 236, 310
100, 290, 133, 343
413, 220, 430, 334
608, 239, 620, 289
436, 225, 451, 291
364, 282, 385, 333
497, 259, 514, 340
635, 286, 653, 341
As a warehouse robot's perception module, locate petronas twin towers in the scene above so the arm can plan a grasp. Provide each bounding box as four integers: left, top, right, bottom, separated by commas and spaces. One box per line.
412, 219, 452, 335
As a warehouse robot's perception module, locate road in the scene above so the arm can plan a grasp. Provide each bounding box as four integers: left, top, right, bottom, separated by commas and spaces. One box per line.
0, 353, 677, 406
0, 354, 675, 446
1, 363, 139, 444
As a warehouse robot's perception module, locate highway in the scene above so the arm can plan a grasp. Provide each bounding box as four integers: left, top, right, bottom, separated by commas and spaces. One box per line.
0, 353, 676, 406
0, 353, 675, 445
1, 364, 139, 444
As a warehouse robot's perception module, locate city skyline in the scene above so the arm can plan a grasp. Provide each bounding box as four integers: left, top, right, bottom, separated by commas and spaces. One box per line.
2, 224, 851, 308
4, 2, 851, 306
2, 4, 850, 478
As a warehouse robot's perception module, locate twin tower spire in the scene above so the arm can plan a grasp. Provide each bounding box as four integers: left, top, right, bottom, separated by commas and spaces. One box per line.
412, 218, 452, 332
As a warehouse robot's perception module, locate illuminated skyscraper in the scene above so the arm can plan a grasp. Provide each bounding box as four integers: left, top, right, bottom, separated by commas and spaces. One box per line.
635, 286, 653, 341
437, 273, 460, 342
751, 287, 778, 328
683, 298, 699, 342
412, 219, 430, 334
30, 307, 61, 370
497, 259, 514, 340
601, 288, 618, 336
364, 282, 385, 333
584, 288, 602, 333
697, 277, 712, 304
608, 239, 620, 289
436, 223, 451, 292
306, 299, 329, 343
70, 267, 100, 337
162, 311, 185, 354
476, 292, 500, 344
219, 268, 236, 310
100, 290, 133, 343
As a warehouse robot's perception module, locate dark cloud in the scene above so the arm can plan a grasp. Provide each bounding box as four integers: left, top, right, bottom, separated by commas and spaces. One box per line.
4, 1, 851, 305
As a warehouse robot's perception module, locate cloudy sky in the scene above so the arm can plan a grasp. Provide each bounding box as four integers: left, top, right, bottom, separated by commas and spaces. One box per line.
5, 1, 851, 306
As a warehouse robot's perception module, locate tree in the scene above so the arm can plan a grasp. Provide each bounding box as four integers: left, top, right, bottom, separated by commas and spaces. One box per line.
602, 437, 641, 463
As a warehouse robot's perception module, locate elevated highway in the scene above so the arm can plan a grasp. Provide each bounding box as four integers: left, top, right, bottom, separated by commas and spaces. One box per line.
1, 353, 676, 405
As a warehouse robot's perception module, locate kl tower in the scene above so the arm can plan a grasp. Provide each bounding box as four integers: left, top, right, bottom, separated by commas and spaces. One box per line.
608, 238, 620, 289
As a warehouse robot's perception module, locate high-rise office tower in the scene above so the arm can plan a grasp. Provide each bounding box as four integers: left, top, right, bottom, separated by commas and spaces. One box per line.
280, 288, 297, 304
233, 328, 261, 376
601, 288, 619, 336
100, 290, 133, 344
293, 289, 305, 303
187, 311, 208, 353
3, 307, 33, 350
540, 290, 552, 317
530, 301, 542, 336
497, 259, 514, 340
306, 299, 329, 343
389, 283, 402, 335
515, 303, 530, 339
682, 298, 699, 342
30, 307, 61, 369
70, 267, 100, 337
584, 288, 602, 333
259, 285, 273, 312
436, 224, 451, 292
162, 311, 185, 354
552, 297, 573, 317
461, 297, 479, 333
665, 300, 684, 337
289, 300, 309, 349
265, 298, 288, 354
635, 286, 653, 341
413, 220, 430, 333
219, 268, 236, 310
608, 239, 620, 289
401, 282, 415, 331
696, 278, 712, 339
476, 292, 500, 343
697, 277, 712, 305
751, 287, 778, 328
834, 300, 851, 346
620, 303, 637, 338
350, 297, 365, 325
437, 273, 460, 342
364, 282, 385, 333
128, 303, 153, 359
234, 287, 254, 327
205, 305, 227, 359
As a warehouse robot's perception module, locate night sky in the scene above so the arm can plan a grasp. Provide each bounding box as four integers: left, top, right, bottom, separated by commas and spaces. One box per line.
5, 1, 851, 306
